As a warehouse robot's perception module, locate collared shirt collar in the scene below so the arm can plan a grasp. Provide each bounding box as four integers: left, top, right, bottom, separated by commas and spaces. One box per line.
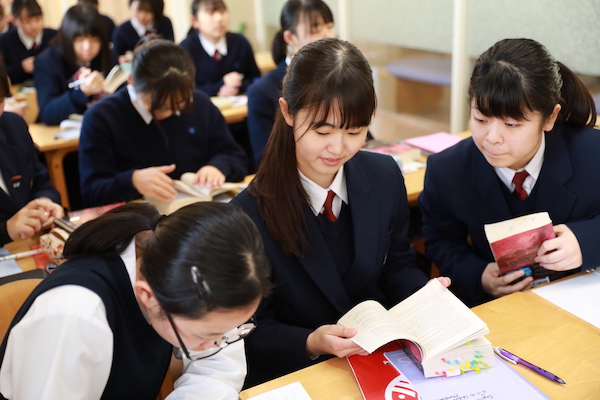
127, 84, 153, 125
199, 33, 228, 57
120, 238, 137, 289
285, 55, 292, 66
299, 166, 348, 217
17, 27, 43, 50
494, 132, 545, 195
131, 17, 153, 38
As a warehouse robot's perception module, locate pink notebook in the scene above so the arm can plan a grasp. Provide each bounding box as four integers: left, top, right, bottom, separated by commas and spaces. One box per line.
405, 132, 463, 154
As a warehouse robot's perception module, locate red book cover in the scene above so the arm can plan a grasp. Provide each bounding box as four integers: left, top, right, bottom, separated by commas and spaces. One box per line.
347, 343, 423, 400
55, 202, 125, 232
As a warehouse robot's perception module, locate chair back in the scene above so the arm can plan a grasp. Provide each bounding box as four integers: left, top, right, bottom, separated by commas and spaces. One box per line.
0, 279, 42, 340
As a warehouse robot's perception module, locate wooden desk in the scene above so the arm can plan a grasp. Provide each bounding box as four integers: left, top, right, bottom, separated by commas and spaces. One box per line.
28, 106, 249, 211
240, 288, 600, 400
255, 51, 277, 74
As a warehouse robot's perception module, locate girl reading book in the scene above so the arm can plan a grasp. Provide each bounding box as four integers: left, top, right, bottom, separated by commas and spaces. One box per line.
180, 0, 260, 97
419, 38, 599, 307
247, 0, 335, 166
232, 38, 448, 387
34, 3, 116, 125
0, 201, 272, 399
79, 39, 247, 207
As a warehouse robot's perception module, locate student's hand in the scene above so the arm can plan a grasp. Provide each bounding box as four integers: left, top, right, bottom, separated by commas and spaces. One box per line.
132, 164, 178, 201
79, 69, 106, 97
6, 198, 63, 241
535, 224, 583, 271
481, 262, 533, 298
193, 166, 226, 188
4, 97, 28, 117
222, 72, 243, 88
217, 84, 239, 97
21, 56, 35, 73
306, 325, 369, 358
433, 276, 451, 287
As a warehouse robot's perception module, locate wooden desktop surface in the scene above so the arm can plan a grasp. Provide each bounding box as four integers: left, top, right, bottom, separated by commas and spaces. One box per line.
240, 282, 600, 400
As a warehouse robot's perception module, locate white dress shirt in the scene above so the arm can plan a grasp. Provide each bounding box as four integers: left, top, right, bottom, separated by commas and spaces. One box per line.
299, 166, 348, 219
0, 168, 9, 195
130, 17, 153, 38
199, 33, 228, 58
494, 133, 545, 196
17, 27, 42, 50
0, 240, 247, 400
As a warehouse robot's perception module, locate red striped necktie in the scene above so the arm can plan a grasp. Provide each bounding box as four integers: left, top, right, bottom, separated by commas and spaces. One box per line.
512, 170, 529, 200
322, 190, 337, 222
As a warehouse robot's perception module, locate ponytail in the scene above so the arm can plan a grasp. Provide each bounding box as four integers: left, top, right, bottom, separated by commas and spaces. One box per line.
63, 202, 160, 259
271, 29, 288, 65
556, 62, 597, 127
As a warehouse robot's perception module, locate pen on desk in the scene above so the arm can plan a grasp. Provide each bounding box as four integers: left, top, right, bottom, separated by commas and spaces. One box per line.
494, 347, 566, 384
0, 248, 43, 262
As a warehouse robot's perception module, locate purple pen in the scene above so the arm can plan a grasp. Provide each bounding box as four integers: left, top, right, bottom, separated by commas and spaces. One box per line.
494, 347, 566, 384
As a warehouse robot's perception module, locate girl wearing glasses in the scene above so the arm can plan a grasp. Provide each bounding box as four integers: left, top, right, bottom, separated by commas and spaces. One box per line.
0, 202, 272, 399
78, 39, 247, 207
232, 38, 449, 386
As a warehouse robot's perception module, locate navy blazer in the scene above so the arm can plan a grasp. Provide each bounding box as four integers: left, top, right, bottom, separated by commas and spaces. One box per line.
0, 27, 56, 84
232, 151, 429, 386
112, 18, 174, 56
0, 112, 61, 245
419, 125, 600, 306
246, 60, 287, 166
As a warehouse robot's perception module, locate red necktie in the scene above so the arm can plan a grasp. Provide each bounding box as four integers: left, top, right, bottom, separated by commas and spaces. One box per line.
512, 171, 529, 200
322, 190, 337, 222
213, 50, 221, 61
31, 42, 38, 50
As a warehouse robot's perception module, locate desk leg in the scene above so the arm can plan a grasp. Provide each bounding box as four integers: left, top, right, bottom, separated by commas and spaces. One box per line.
45, 149, 72, 211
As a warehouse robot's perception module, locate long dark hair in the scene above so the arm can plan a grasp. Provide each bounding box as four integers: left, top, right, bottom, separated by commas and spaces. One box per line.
250, 38, 376, 257
0, 56, 10, 99
131, 39, 195, 116
469, 38, 597, 128
188, 0, 227, 36
271, 0, 334, 64
63, 202, 272, 318
53, 4, 111, 72
130, 0, 165, 26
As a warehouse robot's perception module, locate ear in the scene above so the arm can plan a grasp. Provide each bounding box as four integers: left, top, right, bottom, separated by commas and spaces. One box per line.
282, 30, 296, 48
127, 74, 134, 86
133, 280, 160, 313
191, 15, 199, 30
279, 97, 294, 127
543, 104, 562, 132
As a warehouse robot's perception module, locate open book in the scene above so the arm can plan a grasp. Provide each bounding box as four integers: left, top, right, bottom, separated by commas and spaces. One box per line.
145, 172, 246, 215
54, 202, 125, 233
484, 211, 571, 287
361, 140, 423, 172
338, 279, 494, 377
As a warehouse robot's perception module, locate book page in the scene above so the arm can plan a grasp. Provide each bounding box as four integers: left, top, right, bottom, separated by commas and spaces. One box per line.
389, 279, 488, 360
338, 300, 412, 353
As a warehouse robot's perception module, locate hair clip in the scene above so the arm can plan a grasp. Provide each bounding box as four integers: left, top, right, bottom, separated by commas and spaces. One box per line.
190, 265, 217, 310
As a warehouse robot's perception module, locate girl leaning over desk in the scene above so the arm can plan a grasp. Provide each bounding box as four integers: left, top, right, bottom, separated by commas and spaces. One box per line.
419, 38, 599, 307
0, 201, 272, 399
34, 3, 116, 125
232, 38, 450, 387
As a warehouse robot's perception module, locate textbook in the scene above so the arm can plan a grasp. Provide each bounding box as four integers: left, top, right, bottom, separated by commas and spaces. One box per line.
54, 202, 125, 233
145, 172, 246, 215
347, 343, 423, 400
484, 211, 572, 287
361, 140, 422, 169
404, 132, 463, 154
337, 279, 494, 377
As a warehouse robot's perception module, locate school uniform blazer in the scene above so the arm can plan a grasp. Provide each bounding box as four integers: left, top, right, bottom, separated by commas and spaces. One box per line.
232, 151, 429, 386
0, 112, 60, 246
111, 17, 174, 56
180, 32, 261, 96
419, 125, 600, 306
246, 60, 287, 166
0, 27, 56, 84
34, 46, 118, 125
79, 87, 247, 207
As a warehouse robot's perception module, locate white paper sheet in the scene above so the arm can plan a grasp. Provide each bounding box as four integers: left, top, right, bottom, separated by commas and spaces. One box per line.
532, 269, 600, 329
0, 247, 24, 278
246, 382, 312, 400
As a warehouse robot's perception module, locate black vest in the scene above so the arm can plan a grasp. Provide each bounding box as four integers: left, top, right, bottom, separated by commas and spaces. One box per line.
0, 255, 172, 400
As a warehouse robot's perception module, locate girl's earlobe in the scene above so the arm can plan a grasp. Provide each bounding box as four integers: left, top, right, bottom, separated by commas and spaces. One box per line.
282, 30, 295, 47
279, 97, 294, 127
543, 104, 562, 132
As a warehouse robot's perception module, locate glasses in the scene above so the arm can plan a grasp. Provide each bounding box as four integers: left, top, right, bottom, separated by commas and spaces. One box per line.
167, 313, 256, 360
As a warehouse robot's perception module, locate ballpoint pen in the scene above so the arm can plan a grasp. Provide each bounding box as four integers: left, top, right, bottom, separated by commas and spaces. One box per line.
494, 346, 566, 384
0, 248, 43, 262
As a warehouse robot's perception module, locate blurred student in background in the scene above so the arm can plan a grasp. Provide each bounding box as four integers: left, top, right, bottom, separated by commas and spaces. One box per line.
0, 0, 56, 84
34, 3, 116, 125
247, 0, 334, 167
78, 0, 116, 42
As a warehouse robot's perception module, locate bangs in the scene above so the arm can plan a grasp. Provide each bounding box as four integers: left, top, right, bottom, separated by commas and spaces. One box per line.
199, 0, 227, 13
470, 61, 532, 121
150, 68, 193, 114
298, 5, 334, 33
